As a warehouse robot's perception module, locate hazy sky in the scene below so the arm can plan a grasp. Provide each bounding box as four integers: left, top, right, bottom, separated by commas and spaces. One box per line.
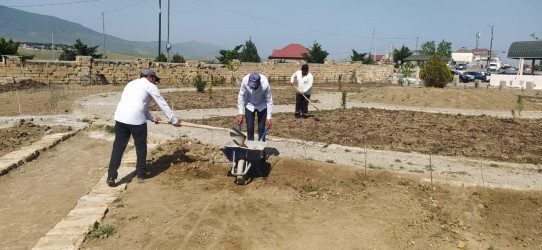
1, 0, 541, 63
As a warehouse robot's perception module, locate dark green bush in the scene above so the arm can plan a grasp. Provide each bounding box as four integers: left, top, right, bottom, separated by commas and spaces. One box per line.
420, 53, 452, 88
193, 75, 207, 93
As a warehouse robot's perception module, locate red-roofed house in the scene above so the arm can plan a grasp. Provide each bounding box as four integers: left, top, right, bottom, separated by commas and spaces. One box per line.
268, 44, 309, 61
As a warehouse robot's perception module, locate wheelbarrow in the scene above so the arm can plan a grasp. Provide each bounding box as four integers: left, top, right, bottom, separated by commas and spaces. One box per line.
220, 126, 270, 185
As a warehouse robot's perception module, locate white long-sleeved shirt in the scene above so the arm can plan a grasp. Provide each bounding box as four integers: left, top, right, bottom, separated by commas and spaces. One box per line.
114, 77, 179, 125
290, 70, 314, 95
238, 73, 273, 119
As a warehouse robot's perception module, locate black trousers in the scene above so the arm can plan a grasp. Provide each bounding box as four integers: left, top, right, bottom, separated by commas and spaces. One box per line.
245, 107, 267, 141
107, 121, 148, 179
295, 93, 311, 115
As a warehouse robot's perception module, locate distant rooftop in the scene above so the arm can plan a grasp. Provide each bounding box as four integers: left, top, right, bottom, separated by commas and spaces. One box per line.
268, 44, 309, 60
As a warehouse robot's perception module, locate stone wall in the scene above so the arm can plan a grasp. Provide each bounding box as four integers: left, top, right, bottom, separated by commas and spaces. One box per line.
1, 55, 393, 86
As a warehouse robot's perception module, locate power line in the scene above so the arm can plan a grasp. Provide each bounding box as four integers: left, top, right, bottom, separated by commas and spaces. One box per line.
194, 0, 372, 39
6, 0, 101, 8
104, 0, 150, 13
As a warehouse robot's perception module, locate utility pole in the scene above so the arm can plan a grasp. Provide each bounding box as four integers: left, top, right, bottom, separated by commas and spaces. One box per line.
475, 32, 481, 49
166, 0, 171, 62
390, 43, 394, 63
158, 0, 162, 62
487, 25, 494, 70
370, 28, 375, 61
415, 37, 419, 53
52, 33, 54, 61
102, 12, 106, 59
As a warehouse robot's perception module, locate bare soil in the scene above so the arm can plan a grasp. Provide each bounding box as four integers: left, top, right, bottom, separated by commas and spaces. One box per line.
80, 139, 542, 249
0, 122, 73, 158
1, 82, 542, 249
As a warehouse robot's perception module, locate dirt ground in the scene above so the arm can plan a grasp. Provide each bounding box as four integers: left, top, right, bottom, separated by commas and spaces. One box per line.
1, 82, 542, 249
80, 139, 542, 249
0, 122, 73, 158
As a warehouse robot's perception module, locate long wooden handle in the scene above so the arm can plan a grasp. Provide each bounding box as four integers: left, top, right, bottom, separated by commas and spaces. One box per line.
157, 120, 230, 132
292, 85, 320, 111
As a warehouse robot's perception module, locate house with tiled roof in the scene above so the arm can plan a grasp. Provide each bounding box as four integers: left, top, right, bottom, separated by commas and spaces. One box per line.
451, 47, 473, 63
471, 48, 499, 64
268, 44, 309, 62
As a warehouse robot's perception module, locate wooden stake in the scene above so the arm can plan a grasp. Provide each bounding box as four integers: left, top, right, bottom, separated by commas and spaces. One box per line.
430, 154, 434, 199
364, 147, 367, 187
17, 95, 21, 115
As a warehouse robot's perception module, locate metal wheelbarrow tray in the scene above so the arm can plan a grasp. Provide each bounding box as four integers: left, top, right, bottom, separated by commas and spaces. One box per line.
220, 127, 269, 185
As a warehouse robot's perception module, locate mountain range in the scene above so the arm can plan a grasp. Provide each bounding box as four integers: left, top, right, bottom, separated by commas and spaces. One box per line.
0, 5, 223, 60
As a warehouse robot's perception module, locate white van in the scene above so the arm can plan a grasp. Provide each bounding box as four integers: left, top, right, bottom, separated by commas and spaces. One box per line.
489, 63, 500, 71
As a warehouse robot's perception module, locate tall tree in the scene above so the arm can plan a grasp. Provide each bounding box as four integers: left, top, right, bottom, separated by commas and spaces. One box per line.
350, 49, 374, 64
0, 37, 20, 55
436, 40, 452, 58
303, 41, 329, 63
239, 38, 261, 63
216, 45, 243, 64
59, 39, 100, 61
420, 41, 436, 55
393, 45, 413, 65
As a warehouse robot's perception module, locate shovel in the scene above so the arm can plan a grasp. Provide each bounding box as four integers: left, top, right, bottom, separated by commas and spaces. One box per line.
158, 120, 246, 147
291, 85, 320, 111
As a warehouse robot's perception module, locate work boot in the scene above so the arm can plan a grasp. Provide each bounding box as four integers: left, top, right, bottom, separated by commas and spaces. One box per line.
137, 174, 149, 183
106, 177, 115, 186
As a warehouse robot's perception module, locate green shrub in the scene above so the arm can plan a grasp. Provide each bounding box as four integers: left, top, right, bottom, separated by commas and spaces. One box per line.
193, 75, 207, 93
420, 53, 452, 88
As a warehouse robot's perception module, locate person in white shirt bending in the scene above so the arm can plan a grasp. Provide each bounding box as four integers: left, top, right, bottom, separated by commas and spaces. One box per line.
237, 72, 273, 141
290, 64, 313, 118
107, 68, 181, 186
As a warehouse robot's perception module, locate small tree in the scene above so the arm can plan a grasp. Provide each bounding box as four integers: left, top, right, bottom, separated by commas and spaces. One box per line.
239, 38, 261, 62
420, 53, 452, 88
0, 37, 20, 55
216, 45, 242, 64
59, 39, 100, 61
303, 41, 329, 63
193, 75, 207, 93
393, 45, 413, 67
399, 61, 415, 84
436, 40, 452, 58
171, 53, 185, 63
155, 52, 167, 62
350, 49, 374, 64
420, 41, 436, 56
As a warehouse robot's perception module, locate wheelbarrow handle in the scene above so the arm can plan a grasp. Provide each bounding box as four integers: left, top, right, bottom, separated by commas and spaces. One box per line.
260, 127, 270, 141
239, 123, 242, 132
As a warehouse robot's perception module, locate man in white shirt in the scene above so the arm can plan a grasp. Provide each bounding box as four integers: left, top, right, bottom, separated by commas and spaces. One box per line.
290, 64, 313, 118
237, 72, 273, 141
107, 68, 181, 186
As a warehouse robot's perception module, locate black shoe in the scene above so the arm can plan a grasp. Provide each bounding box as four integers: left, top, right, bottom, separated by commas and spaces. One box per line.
295, 113, 300, 119
137, 174, 149, 183
301, 114, 309, 119
106, 177, 115, 186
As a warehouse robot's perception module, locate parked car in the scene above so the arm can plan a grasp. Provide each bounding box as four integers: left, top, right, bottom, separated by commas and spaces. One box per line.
455, 71, 471, 83
481, 72, 491, 82
473, 72, 486, 81
465, 71, 478, 82
455, 63, 467, 70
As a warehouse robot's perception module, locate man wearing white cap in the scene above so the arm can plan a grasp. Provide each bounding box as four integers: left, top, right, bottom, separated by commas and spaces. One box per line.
106, 68, 181, 186
237, 72, 273, 141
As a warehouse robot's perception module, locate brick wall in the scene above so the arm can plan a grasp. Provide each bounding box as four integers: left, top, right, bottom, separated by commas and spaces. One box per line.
1, 56, 393, 86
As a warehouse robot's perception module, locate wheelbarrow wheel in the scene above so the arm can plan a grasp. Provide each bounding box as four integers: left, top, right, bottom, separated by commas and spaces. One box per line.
236, 159, 246, 185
